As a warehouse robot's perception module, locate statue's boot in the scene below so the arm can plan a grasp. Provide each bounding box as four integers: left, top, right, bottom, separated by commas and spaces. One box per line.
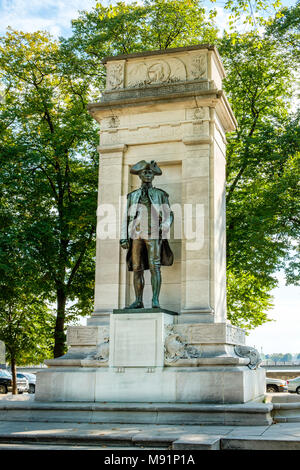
127, 299, 144, 309
128, 271, 144, 308
152, 298, 160, 309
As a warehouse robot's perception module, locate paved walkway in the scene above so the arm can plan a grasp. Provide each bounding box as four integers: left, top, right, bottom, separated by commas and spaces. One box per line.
1, 419, 300, 450
1, 394, 300, 449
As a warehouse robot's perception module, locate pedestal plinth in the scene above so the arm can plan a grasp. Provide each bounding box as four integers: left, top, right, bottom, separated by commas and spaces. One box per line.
109, 310, 175, 368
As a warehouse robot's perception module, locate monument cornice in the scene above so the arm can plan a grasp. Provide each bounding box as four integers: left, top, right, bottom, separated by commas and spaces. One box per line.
88, 90, 236, 133
102, 78, 212, 99
102, 44, 218, 63
88, 81, 216, 113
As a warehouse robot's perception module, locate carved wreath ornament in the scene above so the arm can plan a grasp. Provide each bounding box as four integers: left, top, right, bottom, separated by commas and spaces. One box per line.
86, 328, 110, 362
234, 345, 262, 370
164, 325, 201, 363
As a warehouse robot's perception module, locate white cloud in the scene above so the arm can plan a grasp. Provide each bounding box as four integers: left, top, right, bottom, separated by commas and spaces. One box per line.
0, 0, 98, 36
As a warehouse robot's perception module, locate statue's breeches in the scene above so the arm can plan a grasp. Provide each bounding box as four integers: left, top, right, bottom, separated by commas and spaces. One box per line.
132, 238, 161, 272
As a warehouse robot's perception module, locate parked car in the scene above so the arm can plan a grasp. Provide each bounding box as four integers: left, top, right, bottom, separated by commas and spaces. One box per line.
0, 369, 13, 394
266, 377, 288, 393
17, 372, 36, 394
287, 377, 300, 394
0, 369, 29, 394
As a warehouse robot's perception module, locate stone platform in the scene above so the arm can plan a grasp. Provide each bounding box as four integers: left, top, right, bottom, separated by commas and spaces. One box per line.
35, 366, 265, 404
0, 399, 273, 426
36, 311, 265, 405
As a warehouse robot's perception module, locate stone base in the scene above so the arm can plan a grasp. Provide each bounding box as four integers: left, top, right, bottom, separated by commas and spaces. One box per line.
39, 312, 265, 406
35, 365, 265, 404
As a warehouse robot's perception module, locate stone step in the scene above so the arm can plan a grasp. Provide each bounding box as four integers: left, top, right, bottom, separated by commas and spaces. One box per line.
0, 401, 273, 426
0, 422, 217, 449
0, 433, 169, 449
0, 443, 151, 451
221, 437, 300, 450
1, 430, 300, 451
272, 402, 300, 423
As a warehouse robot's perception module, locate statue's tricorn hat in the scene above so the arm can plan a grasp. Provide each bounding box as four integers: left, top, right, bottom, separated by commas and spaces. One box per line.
130, 160, 162, 176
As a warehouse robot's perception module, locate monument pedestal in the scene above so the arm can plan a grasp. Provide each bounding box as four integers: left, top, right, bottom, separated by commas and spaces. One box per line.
36, 311, 265, 404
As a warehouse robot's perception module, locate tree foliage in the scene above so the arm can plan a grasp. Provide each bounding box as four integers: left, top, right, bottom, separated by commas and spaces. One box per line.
69, 0, 218, 57
0, 29, 99, 357
266, 1, 300, 61
218, 31, 300, 327
0, 195, 55, 390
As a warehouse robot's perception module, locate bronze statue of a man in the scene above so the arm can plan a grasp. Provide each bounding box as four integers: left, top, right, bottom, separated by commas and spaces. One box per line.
120, 160, 174, 309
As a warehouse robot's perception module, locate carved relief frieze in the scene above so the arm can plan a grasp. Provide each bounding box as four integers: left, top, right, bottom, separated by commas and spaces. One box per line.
190, 54, 207, 80
106, 61, 125, 90
104, 51, 210, 92
126, 57, 187, 88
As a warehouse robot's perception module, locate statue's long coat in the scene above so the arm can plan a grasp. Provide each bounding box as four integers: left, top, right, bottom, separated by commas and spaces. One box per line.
121, 187, 174, 271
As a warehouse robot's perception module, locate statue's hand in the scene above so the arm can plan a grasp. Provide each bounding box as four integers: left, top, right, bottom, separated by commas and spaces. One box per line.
120, 239, 130, 250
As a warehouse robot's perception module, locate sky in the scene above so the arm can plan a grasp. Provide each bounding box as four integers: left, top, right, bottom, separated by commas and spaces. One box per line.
246, 272, 299, 356
0, 0, 298, 354
0, 0, 296, 38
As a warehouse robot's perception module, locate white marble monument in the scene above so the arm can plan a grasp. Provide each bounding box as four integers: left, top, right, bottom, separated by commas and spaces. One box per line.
35, 45, 265, 405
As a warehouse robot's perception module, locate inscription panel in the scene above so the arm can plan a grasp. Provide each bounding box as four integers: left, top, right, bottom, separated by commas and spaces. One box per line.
187, 323, 245, 345
112, 318, 157, 367
226, 324, 245, 345
189, 324, 224, 344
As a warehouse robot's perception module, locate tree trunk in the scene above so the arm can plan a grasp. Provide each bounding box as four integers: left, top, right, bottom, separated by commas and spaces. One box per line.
10, 355, 17, 395
53, 287, 67, 358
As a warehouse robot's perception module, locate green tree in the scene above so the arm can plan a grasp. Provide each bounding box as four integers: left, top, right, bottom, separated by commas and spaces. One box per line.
0, 297, 54, 394
269, 353, 283, 363
209, 0, 286, 31
0, 29, 99, 357
219, 32, 299, 328
0, 199, 54, 392
69, 0, 218, 59
266, 1, 300, 61
281, 353, 293, 362
68, 0, 299, 330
